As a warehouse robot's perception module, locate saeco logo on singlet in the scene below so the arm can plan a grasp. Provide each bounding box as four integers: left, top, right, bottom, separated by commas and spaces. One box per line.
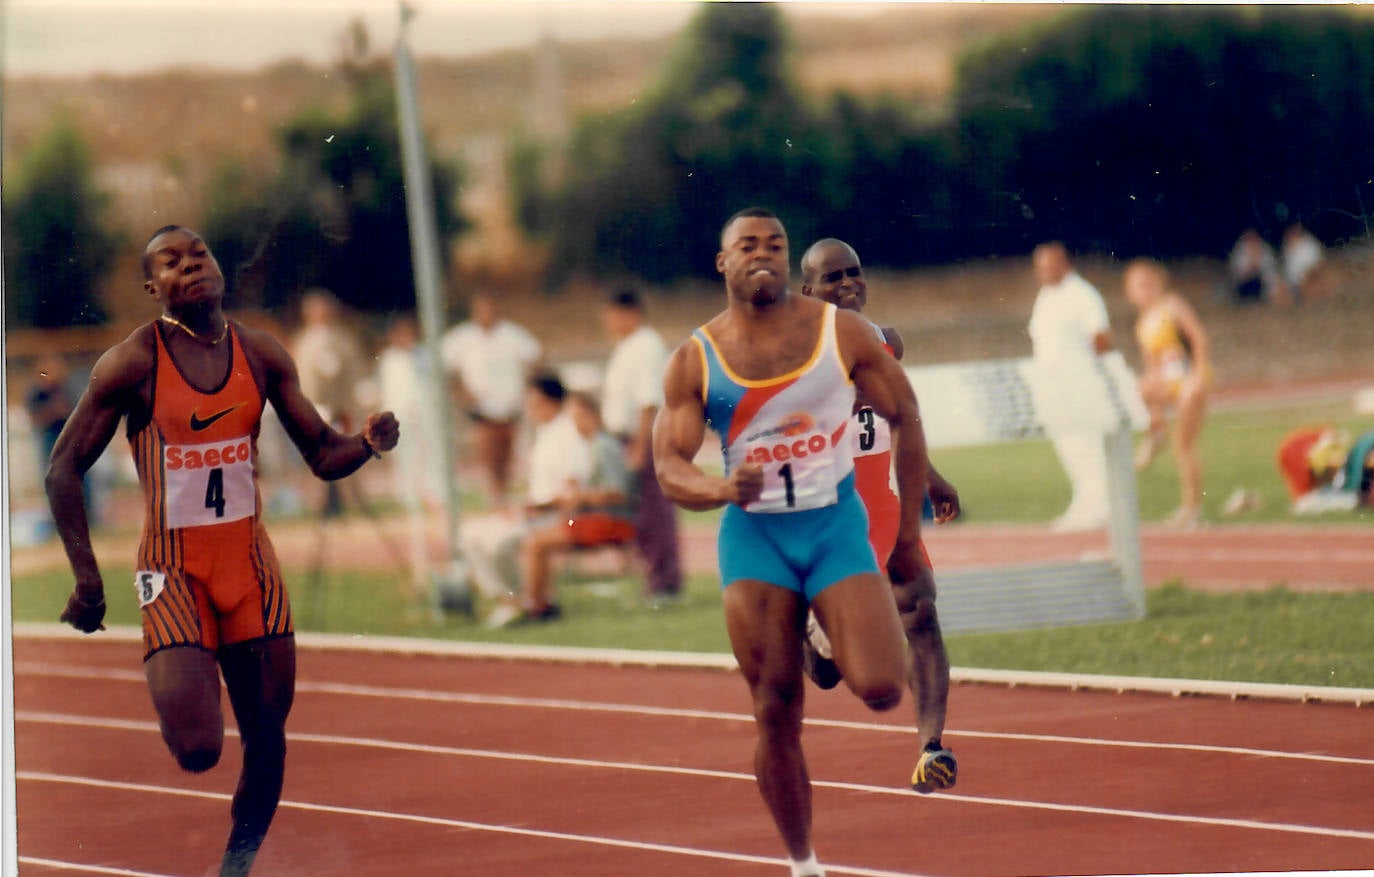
743, 412, 830, 464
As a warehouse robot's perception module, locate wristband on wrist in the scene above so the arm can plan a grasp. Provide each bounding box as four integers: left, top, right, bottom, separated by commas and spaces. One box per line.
361, 434, 382, 459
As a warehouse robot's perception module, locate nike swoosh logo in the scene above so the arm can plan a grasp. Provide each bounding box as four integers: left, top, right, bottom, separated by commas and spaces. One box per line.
189, 405, 241, 431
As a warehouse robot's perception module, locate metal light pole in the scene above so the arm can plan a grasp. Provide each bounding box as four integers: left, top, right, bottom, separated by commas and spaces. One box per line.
394, 2, 471, 615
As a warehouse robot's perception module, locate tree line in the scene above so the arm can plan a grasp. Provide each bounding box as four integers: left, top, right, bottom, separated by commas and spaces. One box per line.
516, 3, 1374, 282
6, 4, 1372, 326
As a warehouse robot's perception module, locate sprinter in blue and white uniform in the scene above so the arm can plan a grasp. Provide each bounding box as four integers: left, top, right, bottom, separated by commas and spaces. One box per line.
653, 207, 934, 877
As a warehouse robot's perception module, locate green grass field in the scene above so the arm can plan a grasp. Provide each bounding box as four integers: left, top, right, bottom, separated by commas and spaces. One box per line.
936, 397, 1372, 526
10, 397, 1372, 688
12, 565, 1374, 689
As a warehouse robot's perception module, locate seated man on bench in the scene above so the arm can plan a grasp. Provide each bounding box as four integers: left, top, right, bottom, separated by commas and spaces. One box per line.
482, 388, 636, 627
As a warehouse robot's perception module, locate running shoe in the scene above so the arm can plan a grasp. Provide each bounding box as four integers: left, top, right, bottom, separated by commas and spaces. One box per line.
801, 612, 842, 690
911, 740, 958, 794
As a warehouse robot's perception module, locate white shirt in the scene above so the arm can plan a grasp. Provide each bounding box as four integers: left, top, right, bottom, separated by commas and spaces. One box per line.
1028, 271, 1110, 368
525, 411, 592, 507
440, 319, 541, 421
1282, 233, 1323, 287
602, 324, 669, 437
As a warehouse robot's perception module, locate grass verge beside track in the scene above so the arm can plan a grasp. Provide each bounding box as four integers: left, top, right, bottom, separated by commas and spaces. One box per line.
11, 566, 1374, 689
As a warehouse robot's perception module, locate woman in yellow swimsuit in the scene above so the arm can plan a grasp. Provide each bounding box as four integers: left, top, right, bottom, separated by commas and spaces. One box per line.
1125, 258, 1212, 528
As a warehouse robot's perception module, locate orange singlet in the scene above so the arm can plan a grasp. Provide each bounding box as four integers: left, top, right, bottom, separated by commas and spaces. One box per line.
851, 321, 932, 570
129, 323, 291, 659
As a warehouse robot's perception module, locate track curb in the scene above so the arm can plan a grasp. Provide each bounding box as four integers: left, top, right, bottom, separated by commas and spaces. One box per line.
14, 623, 1371, 706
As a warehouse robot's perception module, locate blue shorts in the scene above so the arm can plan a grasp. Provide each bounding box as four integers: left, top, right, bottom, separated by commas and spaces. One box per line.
717, 473, 880, 601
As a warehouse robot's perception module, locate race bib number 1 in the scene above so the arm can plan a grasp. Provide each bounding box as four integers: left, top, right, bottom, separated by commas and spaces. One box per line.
135, 571, 167, 607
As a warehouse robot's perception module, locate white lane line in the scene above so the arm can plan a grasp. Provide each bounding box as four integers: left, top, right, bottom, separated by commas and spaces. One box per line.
18, 856, 178, 876
18, 712, 1374, 843
16, 663, 1374, 767
16, 772, 929, 877
17, 629, 1372, 704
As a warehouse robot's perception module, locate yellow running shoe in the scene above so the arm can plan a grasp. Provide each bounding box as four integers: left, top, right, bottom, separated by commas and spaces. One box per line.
911, 741, 957, 794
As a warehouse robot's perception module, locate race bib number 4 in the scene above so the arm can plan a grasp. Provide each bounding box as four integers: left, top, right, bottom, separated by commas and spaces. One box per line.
135, 571, 167, 607
164, 436, 255, 528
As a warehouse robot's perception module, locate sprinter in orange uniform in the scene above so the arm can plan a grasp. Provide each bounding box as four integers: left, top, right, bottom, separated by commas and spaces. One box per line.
799, 237, 960, 795
46, 225, 399, 875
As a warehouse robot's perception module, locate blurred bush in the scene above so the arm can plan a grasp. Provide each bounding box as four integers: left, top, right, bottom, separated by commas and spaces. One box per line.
955, 5, 1374, 258
515, 4, 1374, 283
3, 117, 121, 328
202, 31, 467, 316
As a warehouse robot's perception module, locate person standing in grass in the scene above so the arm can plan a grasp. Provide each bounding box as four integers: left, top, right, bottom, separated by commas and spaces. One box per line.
653, 207, 927, 877
799, 237, 960, 794
601, 287, 683, 605
1124, 257, 1211, 529
46, 225, 399, 875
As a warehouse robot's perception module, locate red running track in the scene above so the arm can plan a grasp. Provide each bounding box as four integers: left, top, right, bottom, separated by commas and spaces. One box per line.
673, 523, 1374, 593
12, 634, 1374, 877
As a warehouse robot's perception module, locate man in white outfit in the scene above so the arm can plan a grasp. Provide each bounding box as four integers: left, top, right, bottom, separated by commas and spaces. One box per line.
601, 288, 682, 603
441, 291, 542, 509
1027, 242, 1114, 532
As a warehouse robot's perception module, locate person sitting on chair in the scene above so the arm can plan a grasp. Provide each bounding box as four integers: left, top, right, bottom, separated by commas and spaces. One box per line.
500, 391, 637, 625
462, 378, 635, 627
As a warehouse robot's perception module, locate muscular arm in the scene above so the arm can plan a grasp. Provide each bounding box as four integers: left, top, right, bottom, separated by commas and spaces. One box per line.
242, 327, 398, 480
876, 325, 959, 523
652, 341, 760, 511
840, 311, 930, 577
46, 341, 150, 627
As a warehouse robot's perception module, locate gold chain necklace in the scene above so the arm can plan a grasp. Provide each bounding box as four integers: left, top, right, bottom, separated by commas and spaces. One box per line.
160, 314, 229, 345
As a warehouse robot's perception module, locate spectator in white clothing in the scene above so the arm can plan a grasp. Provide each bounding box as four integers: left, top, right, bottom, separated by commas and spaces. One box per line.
1028, 242, 1115, 532
1281, 223, 1327, 302
293, 288, 367, 517
460, 373, 590, 626
601, 288, 682, 603
489, 391, 637, 627
377, 314, 446, 591
441, 290, 542, 509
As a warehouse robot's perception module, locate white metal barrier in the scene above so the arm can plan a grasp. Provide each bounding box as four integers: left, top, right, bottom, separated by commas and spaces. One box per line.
911, 352, 1151, 633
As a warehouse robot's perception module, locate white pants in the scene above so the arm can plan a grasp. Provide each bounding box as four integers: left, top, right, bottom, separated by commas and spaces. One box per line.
1050, 431, 1109, 527
459, 514, 526, 598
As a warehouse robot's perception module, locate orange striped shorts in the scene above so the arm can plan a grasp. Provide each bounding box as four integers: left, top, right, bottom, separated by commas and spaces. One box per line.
135, 517, 292, 659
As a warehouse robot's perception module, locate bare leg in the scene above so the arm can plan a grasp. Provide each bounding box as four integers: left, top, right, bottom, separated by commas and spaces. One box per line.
217, 636, 296, 877
722, 580, 815, 862
519, 524, 572, 613
810, 574, 906, 711
1173, 381, 1208, 518
144, 646, 225, 773
892, 570, 949, 751
475, 420, 517, 508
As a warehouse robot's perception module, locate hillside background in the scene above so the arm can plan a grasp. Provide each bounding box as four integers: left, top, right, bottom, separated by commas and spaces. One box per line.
4, 3, 1372, 388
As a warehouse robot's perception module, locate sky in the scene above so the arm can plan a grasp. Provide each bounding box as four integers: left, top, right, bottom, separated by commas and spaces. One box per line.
2, 0, 710, 77
2, 0, 915, 79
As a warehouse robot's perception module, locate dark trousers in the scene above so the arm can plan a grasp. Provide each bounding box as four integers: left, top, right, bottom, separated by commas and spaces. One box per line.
635, 441, 682, 596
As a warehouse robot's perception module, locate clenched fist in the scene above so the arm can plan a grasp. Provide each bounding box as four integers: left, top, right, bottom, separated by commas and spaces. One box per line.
362, 411, 400, 455
60, 589, 106, 634
729, 462, 766, 508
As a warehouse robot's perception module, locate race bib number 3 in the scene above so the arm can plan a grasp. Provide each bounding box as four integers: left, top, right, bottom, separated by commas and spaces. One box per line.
164, 436, 255, 528
135, 571, 167, 607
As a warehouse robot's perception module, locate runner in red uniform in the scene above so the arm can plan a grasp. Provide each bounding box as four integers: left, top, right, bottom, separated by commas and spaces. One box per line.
801, 237, 961, 793
47, 225, 399, 875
